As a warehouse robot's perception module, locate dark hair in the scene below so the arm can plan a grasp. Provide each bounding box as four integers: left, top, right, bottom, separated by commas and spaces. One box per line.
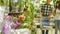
56, 1, 60, 10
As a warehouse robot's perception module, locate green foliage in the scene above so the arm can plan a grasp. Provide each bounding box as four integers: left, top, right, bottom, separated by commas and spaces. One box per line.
0, 0, 9, 6
0, 0, 4, 5
5, 0, 9, 6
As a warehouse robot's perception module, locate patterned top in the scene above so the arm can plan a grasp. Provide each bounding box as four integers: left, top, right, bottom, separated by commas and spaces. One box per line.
41, 3, 53, 17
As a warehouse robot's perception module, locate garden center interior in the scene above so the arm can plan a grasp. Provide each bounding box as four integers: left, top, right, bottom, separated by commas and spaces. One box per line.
0, 0, 60, 34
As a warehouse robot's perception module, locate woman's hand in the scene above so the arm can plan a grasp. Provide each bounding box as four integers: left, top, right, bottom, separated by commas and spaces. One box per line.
48, 13, 54, 19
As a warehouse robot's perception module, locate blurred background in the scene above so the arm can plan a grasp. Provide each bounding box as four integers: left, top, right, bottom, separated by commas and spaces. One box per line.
0, 0, 60, 34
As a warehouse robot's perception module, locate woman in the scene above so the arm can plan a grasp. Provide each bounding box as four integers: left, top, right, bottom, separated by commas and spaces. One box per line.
54, 1, 60, 34
2, 15, 13, 34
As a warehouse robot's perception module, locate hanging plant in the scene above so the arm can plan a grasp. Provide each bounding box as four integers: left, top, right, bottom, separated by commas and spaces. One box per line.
53, 0, 56, 7
0, 0, 4, 5
5, 0, 9, 6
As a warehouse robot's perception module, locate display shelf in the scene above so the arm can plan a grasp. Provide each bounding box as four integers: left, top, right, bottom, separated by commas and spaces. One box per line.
8, 12, 21, 15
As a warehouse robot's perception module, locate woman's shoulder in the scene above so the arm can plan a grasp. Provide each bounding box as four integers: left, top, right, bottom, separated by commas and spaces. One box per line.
56, 9, 60, 11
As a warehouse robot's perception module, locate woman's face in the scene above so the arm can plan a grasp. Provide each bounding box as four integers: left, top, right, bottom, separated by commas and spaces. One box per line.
56, 3, 59, 7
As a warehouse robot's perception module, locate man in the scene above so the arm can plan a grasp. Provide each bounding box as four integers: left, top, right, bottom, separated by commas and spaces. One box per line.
40, 0, 54, 34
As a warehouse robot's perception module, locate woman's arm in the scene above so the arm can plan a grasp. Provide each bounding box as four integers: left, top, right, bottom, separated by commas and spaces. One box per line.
40, 11, 42, 18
